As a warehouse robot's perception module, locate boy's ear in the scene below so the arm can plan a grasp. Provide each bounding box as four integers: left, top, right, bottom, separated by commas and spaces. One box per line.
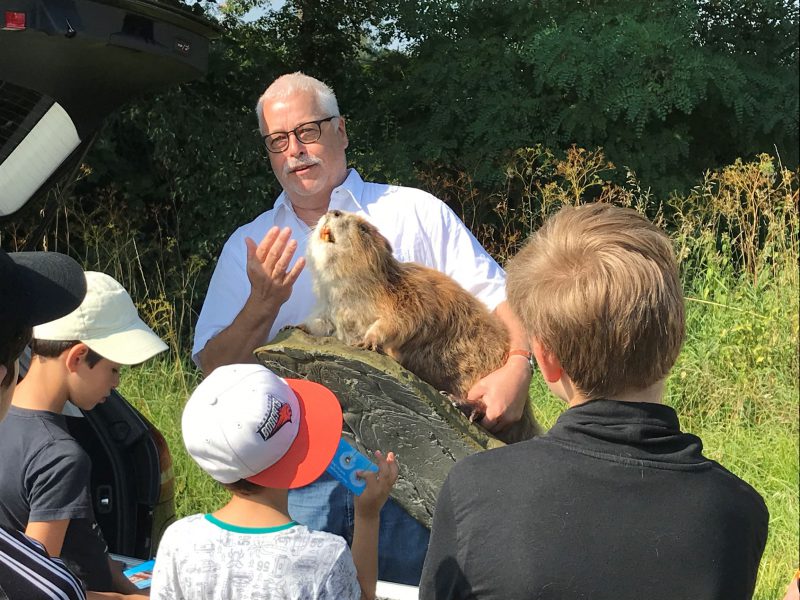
532, 339, 563, 383
65, 343, 90, 373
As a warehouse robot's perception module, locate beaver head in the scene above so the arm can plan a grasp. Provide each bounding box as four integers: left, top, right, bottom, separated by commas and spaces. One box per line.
308, 210, 395, 281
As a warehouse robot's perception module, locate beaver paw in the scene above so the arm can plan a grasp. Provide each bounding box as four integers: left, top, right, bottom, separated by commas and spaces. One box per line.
302, 318, 335, 337
448, 394, 486, 424
357, 337, 385, 354
284, 323, 310, 334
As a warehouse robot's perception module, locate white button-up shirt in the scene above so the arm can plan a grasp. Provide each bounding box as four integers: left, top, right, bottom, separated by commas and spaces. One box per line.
192, 169, 507, 365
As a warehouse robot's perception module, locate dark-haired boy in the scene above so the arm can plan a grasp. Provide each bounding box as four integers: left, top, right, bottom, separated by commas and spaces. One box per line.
0, 248, 87, 599
420, 203, 768, 600
0, 270, 167, 594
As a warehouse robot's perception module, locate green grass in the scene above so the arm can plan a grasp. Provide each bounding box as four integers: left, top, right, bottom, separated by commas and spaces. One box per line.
119, 261, 798, 600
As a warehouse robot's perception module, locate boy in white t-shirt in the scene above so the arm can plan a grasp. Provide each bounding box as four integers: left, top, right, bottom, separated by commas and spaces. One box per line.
150, 363, 398, 600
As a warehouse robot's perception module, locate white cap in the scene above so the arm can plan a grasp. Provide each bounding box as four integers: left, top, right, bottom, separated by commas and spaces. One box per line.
33, 271, 167, 365
182, 364, 343, 489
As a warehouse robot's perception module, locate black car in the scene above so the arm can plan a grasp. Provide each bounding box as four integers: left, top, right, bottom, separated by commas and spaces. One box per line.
0, 0, 218, 561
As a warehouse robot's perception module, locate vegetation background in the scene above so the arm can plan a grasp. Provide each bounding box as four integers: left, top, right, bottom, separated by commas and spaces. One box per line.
3, 1, 798, 598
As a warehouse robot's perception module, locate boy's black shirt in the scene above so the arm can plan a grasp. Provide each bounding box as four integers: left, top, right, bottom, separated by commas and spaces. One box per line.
420, 399, 769, 600
0, 407, 113, 591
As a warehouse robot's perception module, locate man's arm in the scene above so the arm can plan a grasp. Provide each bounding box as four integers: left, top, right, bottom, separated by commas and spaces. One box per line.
197, 226, 304, 374
467, 300, 532, 433
25, 519, 69, 556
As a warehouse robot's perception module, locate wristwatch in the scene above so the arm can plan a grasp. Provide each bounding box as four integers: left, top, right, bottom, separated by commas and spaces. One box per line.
507, 348, 535, 370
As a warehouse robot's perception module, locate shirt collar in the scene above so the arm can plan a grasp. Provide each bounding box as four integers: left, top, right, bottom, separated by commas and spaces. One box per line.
545, 399, 706, 465
330, 168, 365, 211
272, 168, 365, 218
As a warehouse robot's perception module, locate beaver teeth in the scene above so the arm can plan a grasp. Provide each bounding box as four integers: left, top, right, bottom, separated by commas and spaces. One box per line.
320, 226, 335, 243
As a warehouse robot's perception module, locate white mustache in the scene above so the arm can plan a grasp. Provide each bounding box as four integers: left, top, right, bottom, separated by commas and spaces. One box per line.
285, 157, 321, 175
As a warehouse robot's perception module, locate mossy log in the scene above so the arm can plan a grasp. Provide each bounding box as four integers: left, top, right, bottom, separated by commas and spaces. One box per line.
255, 327, 506, 529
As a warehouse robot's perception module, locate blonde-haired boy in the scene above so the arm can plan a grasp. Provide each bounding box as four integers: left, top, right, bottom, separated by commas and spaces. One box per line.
420, 203, 768, 600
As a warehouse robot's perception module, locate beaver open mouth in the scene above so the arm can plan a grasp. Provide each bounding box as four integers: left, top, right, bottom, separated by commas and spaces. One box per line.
320, 225, 335, 243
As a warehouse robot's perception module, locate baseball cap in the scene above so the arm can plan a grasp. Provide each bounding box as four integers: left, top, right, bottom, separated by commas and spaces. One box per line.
182, 363, 343, 489
0, 249, 86, 327
33, 271, 167, 365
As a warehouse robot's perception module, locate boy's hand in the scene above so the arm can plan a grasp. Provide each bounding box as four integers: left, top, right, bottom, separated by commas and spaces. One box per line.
354, 451, 398, 519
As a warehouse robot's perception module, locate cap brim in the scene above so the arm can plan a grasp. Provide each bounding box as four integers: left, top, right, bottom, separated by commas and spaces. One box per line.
247, 378, 343, 489
82, 318, 168, 365
10, 252, 86, 327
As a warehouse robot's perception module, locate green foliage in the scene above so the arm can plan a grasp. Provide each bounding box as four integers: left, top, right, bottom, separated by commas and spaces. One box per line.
373, 0, 799, 193
7, 0, 793, 344
119, 154, 799, 597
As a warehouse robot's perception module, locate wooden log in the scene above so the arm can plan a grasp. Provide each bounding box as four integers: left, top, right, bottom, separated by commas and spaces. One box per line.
255, 327, 507, 529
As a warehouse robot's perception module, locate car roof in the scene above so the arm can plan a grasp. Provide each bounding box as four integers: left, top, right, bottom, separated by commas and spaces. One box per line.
0, 0, 219, 218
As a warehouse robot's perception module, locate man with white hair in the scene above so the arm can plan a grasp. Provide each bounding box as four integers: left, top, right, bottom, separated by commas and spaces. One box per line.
193, 72, 534, 585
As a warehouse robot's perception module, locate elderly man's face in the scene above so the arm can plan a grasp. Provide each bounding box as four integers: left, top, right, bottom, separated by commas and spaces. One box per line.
262, 90, 349, 206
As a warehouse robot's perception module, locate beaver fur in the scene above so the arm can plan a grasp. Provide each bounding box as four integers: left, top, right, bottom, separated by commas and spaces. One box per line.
303, 209, 538, 444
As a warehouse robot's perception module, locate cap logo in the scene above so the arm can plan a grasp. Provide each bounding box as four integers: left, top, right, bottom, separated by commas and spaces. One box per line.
256, 393, 293, 441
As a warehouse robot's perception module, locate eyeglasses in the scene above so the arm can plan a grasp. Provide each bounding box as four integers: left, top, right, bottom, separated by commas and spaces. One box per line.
262, 116, 338, 153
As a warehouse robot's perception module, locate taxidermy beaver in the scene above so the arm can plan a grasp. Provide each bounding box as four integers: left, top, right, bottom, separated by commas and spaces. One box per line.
303, 209, 539, 444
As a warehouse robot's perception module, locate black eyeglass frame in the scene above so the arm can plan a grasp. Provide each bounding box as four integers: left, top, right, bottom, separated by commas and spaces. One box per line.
262, 115, 338, 153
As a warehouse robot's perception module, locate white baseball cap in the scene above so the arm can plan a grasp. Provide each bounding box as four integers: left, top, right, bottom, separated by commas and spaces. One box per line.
33, 271, 167, 365
182, 363, 343, 489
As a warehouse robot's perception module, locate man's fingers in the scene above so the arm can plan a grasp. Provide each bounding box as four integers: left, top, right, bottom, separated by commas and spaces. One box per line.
479, 415, 500, 432
245, 237, 258, 261
255, 226, 284, 263
479, 404, 507, 433
284, 257, 306, 285
481, 408, 517, 433
466, 381, 486, 403
262, 227, 293, 271
271, 239, 298, 277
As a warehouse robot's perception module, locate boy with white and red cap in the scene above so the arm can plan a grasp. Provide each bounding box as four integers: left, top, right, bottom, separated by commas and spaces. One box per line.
150, 363, 398, 600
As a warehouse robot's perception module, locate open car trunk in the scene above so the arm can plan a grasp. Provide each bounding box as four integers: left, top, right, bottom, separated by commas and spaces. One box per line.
2, 0, 218, 558
63, 392, 175, 558
1, 0, 218, 218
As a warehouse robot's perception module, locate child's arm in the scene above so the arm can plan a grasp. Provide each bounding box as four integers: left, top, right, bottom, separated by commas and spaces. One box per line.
25, 519, 69, 556
351, 450, 398, 600
107, 555, 149, 595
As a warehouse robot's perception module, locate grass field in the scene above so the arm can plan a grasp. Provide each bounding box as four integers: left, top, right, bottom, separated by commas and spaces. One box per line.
120, 258, 798, 600
117, 156, 798, 598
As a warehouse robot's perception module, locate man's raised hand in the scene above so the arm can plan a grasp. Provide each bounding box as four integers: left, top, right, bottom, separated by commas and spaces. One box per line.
244, 226, 305, 314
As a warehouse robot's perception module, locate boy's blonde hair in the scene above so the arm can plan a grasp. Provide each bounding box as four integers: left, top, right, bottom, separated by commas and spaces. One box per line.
506, 203, 685, 399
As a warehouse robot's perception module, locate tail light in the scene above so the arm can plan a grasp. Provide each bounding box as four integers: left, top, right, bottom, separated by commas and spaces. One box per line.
3, 11, 26, 30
